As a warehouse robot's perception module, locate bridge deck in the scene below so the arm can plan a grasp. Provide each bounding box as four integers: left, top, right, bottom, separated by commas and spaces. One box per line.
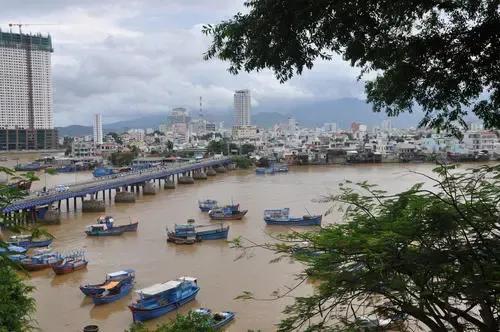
3, 157, 231, 213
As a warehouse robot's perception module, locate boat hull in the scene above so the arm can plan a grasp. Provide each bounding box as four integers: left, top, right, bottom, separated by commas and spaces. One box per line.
129, 288, 199, 322
85, 229, 124, 236
167, 234, 199, 245
196, 228, 229, 240
213, 312, 236, 329
80, 285, 106, 296
22, 260, 62, 271
52, 261, 88, 275
113, 222, 138, 232
92, 282, 133, 305
265, 215, 322, 226
9, 239, 53, 249
209, 210, 247, 220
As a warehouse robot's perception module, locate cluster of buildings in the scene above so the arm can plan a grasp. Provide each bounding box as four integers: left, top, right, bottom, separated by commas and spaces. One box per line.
1, 30, 498, 165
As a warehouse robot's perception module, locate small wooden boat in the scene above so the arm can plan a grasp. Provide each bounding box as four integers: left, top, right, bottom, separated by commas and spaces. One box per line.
198, 199, 218, 212
91, 279, 134, 305
80, 269, 135, 296
52, 256, 88, 275
194, 308, 236, 329
96, 216, 139, 232
8, 234, 53, 249
166, 234, 199, 245
85, 224, 125, 236
208, 205, 247, 220
264, 208, 322, 226
129, 277, 199, 322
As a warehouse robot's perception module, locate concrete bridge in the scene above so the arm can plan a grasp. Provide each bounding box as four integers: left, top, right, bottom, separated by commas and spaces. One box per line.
2, 157, 232, 223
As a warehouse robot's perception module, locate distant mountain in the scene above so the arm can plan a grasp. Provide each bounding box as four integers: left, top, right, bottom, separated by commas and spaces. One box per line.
56, 125, 92, 136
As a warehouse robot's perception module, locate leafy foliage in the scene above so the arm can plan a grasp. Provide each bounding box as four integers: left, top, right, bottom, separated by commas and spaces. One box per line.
236, 165, 500, 331
0, 168, 38, 331
231, 156, 253, 169
126, 311, 216, 332
0, 266, 36, 332
110, 151, 136, 167
203, 0, 500, 135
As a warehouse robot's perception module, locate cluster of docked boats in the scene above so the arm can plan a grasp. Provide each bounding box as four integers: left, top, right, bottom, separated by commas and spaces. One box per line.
255, 163, 289, 174
79, 271, 235, 327
263, 208, 322, 226
166, 200, 248, 245
85, 216, 139, 236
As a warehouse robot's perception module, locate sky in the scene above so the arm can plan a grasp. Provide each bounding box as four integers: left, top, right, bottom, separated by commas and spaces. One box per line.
0, 0, 366, 126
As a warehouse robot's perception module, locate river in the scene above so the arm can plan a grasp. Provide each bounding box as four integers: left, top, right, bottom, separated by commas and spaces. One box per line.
2, 162, 476, 331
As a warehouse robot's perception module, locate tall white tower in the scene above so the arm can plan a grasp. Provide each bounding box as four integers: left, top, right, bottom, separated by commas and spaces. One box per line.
0, 29, 57, 150
234, 89, 251, 126
93, 114, 103, 145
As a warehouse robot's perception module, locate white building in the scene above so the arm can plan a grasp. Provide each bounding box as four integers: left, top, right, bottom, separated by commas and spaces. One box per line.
0, 30, 57, 150
234, 89, 251, 126
232, 125, 258, 140
93, 114, 103, 145
323, 122, 337, 133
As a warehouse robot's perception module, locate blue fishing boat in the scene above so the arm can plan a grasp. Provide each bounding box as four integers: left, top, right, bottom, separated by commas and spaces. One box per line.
198, 199, 218, 212
194, 308, 236, 329
85, 223, 125, 236
20, 249, 63, 271
80, 269, 136, 296
7, 234, 53, 249
167, 222, 229, 241
264, 208, 322, 226
96, 216, 139, 232
208, 204, 247, 220
129, 276, 200, 322
92, 279, 135, 305
15, 162, 42, 171
0, 244, 27, 262
273, 163, 289, 172
52, 251, 88, 275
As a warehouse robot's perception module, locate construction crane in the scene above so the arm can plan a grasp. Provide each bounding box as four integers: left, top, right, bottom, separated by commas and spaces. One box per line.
8, 23, 57, 34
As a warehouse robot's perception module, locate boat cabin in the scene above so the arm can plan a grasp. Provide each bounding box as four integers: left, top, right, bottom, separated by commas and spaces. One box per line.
86, 224, 109, 232
107, 269, 135, 280
264, 208, 290, 219
137, 280, 182, 299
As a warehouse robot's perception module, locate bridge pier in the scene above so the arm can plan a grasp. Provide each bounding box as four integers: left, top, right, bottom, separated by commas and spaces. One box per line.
207, 167, 217, 176
82, 199, 105, 213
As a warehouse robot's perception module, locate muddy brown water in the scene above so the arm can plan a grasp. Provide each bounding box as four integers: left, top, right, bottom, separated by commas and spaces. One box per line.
1, 162, 479, 331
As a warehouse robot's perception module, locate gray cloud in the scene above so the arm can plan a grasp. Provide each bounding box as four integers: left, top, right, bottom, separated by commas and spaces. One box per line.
0, 0, 364, 126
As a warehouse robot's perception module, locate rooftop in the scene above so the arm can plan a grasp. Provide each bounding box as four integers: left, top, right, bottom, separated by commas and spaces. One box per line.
0, 30, 53, 52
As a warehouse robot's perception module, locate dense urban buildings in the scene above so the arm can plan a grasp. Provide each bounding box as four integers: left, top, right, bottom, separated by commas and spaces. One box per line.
0, 29, 57, 150
93, 113, 103, 145
234, 89, 251, 126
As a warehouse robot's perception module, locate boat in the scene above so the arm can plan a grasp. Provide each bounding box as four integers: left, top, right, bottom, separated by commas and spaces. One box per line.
208, 205, 247, 220
52, 254, 88, 275
92, 279, 134, 305
167, 222, 229, 241
0, 244, 27, 262
7, 234, 53, 249
20, 250, 63, 271
129, 276, 200, 322
96, 216, 138, 232
166, 235, 199, 245
273, 163, 289, 172
80, 269, 136, 296
264, 208, 322, 226
194, 308, 236, 329
198, 199, 218, 212
15, 162, 42, 171
255, 167, 275, 174
85, 223, 125, 236
92, 167, 115, 177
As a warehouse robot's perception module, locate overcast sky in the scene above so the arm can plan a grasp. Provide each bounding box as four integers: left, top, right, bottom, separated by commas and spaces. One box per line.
0, 0, 365, 126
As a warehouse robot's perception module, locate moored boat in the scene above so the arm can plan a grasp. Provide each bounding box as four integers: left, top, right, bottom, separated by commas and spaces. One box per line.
92, 167, 115, 177
96, 216, 139, 232
167, 222, 229, 241
198, 199, 218, 212
80, 269, 135, 296
52, 253, 88, 275
7, 234, 53, 249
194, 308, 236, 329
264, 208, 322, 226
20, 249, 63, 271
85, 223, 125, 236
128, 276, 200, 322
208, 205, 247, 220
91, 279, 135, 305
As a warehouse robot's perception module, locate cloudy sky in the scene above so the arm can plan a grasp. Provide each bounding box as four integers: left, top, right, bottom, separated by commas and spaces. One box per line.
1, 0, 365, 126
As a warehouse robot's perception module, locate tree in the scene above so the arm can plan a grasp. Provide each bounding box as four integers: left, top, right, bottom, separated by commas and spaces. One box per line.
203, 1, 500, 135
231, 156, 253, 169
110, 152, 135, 166
107, 132, 123, 145
0, 168, 37, 331
233, 165, 500, 331
207, 140, 227, 155
240, 143, 256, 155
127, 311, 216, 332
